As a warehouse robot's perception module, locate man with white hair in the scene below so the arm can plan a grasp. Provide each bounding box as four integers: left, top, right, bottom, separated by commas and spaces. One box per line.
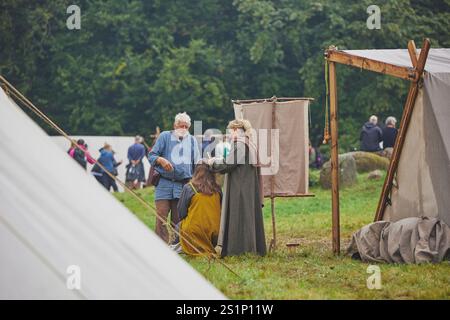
148, 112, 200, 243
382, 116, 398, 149
360, 115, 383, 152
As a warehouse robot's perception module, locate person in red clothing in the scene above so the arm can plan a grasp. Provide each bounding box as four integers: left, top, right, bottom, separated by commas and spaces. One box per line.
68, 139, 96, 169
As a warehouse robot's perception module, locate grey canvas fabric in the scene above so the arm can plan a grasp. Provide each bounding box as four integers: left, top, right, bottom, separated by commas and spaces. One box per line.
383, 69, 450, 226
347, 217, 450, 264
212, 141, 267, 257
0, 87, 225, 299
342, 49, 450, 226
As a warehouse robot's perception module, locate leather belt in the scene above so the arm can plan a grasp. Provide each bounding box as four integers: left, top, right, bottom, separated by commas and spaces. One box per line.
162, 176, 190, 184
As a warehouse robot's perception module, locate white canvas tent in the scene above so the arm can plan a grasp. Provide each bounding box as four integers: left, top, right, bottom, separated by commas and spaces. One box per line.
0, 85, 225, 299
325, 41, 450, 254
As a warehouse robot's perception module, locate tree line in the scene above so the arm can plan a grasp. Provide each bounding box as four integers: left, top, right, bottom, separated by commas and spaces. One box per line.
1, 0, 449, 152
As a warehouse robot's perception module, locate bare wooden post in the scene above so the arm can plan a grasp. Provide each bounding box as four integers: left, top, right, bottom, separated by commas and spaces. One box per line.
270, 196, 276, 250
270, 99, 277, 251
329, 61, 340, 255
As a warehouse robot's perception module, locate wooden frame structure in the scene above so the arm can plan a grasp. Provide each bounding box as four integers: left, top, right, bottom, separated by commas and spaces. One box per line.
324, 39, 431, 255
231, 96, 314, 251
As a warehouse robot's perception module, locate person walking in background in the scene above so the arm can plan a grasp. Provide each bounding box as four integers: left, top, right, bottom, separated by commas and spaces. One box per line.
172, 162, 221, 256
309, 140, 323, 169
126, 135, 146, 189
360, 115, 383, 152
148, 112, 200, 244
68, 139, 96, 169
110, 149, 121, 192
97, 143, 122, 192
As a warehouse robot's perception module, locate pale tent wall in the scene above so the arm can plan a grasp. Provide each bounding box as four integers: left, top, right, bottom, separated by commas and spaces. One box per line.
51, 136, 151, 192
341, 48, 450, 225
233, 100, 309, 197
0, 87, 225, 300
383, 72, 450, 226
343, 48, 450, 74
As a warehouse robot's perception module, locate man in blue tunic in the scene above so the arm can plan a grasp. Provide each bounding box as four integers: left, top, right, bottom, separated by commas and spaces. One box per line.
126, 135, 146, 189
148, 112, 200, 243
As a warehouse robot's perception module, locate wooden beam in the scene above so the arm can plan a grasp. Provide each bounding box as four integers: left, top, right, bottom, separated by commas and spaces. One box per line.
416, 39, 432, 72
232, 97, 314, 104
407, 40, 418, 68
329, 61, 340, 255
374, 38, 431, 221
326, 49, 416, 81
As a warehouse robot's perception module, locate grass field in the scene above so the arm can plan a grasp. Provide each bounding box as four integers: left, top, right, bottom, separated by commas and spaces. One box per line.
114, 170, 450, 299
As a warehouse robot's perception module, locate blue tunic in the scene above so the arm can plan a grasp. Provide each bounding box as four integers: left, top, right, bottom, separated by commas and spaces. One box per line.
97, 149, 117, 173
127, 143, 146, 161
148, 131, 200, 200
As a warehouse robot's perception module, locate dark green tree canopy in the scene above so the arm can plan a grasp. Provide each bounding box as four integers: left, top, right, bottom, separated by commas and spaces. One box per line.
1, 0, 449, 151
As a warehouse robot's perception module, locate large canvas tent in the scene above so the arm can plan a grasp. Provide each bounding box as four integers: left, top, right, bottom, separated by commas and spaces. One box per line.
325, 39, 450, 253
0, 83, 225, 299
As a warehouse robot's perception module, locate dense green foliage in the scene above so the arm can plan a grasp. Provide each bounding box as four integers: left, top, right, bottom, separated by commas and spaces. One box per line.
1, 0, 449, 150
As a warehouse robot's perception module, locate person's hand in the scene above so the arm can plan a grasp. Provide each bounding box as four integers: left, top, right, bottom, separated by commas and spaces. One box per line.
206, 157, 217, 166
158, 157, 174, 171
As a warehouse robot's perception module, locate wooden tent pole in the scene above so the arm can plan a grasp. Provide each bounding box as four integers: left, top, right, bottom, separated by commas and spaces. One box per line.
374, 39, 431, 221
329, 61, 340, 255
270, 99, 277, 251
407, 41, 418, 68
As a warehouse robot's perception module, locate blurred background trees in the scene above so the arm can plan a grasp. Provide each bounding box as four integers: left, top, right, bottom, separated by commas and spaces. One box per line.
1, 0, 449, 151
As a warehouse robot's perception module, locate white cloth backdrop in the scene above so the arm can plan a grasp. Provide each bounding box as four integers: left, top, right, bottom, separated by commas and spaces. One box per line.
234, 99, 310, 197
52, 136, 151, 192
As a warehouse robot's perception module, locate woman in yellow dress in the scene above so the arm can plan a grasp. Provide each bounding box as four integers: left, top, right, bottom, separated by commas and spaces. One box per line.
176, 162, 221, 256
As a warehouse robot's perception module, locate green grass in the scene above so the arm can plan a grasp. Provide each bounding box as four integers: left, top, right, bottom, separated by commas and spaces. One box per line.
114, 170, 450, 299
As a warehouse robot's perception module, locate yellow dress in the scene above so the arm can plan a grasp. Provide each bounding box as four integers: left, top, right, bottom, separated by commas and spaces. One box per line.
180, 183, 221, 256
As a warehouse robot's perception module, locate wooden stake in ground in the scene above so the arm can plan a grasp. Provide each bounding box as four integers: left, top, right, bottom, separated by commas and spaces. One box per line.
328, 61, 340, 255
